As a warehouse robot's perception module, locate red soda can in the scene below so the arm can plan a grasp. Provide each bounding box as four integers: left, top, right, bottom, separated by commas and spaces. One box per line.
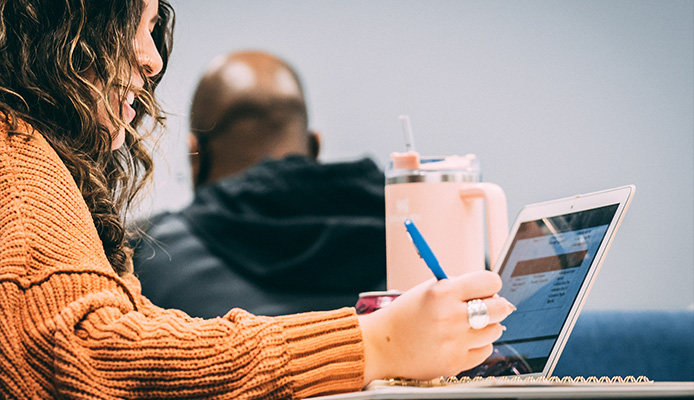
355, 290, 402, 315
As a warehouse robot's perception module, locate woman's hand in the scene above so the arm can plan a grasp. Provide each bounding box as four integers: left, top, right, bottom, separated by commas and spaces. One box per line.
358, 270, 515, 385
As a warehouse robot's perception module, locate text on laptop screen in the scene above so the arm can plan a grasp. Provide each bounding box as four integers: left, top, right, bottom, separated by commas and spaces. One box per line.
460, 204, 619, 377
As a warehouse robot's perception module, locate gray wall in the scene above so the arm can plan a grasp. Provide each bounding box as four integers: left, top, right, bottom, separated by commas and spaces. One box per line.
140, 0, 694, 310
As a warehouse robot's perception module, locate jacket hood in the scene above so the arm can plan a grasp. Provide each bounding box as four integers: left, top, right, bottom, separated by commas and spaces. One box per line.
180, 156, 386, 292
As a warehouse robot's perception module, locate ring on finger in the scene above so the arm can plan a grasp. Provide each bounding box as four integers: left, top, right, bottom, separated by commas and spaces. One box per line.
467, 299, 490, 330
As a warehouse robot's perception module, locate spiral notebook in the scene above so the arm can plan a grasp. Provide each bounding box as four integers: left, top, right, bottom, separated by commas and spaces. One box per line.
308, 377, 694, 399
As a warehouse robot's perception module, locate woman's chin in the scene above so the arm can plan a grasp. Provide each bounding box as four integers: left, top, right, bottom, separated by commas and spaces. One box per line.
111, 128, 126, 151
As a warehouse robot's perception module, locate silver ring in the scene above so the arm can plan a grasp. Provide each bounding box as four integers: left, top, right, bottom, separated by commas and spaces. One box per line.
467, 299, 490, 330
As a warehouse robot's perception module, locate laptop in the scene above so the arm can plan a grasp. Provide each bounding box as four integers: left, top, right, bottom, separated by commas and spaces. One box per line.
458, 184, 636, 379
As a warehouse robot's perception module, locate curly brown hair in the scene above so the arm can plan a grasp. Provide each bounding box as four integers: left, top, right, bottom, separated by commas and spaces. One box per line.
0, 0, 175, 276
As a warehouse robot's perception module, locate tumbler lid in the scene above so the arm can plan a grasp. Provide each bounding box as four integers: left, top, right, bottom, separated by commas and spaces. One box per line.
386, 154, 480, 184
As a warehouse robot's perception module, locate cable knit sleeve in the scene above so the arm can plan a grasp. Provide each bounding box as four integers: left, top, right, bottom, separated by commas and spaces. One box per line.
0, 123, 365, 399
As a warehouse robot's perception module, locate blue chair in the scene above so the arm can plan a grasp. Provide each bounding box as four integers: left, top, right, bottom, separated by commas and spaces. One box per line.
554, 310, 694, 382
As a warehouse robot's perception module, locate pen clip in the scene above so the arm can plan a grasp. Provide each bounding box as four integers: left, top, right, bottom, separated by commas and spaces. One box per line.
404, 229, 422, 257
403, 218, 448, 280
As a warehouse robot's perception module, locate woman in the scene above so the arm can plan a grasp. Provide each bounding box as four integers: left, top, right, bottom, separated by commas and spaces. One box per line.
0, 0, 514, 398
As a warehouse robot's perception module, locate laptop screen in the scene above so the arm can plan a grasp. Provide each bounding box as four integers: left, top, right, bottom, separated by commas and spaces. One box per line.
460, 204, 620, 377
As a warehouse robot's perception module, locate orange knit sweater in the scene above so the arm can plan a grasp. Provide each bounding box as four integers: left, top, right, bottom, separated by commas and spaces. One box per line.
0, 121, 365, 399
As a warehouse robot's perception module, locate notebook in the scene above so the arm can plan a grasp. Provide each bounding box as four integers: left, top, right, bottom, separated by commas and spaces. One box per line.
311, 378, 694, 400
457, 184, 636, 379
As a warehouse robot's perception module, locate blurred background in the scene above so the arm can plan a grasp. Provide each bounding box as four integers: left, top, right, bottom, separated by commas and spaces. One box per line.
137, 0, 693, 310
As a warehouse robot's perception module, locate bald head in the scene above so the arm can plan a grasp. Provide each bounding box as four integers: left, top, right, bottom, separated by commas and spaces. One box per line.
189, 51, 319, 187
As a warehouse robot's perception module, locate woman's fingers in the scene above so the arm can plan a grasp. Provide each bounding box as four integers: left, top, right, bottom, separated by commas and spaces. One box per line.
463, 344, 495, 370
465, 296, 515, 326
449, 270, 502, 301
465, 322, 505, 349
461, 297, 512, 349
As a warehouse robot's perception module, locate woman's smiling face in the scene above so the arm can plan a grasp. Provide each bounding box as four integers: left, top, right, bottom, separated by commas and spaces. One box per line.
100, 0, 164, 151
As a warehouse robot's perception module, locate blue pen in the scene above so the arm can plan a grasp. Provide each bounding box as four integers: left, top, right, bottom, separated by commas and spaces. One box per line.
404, 218, 448, 280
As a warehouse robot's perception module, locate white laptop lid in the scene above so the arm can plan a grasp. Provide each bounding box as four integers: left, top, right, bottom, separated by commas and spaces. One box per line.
459, 185, 635, 379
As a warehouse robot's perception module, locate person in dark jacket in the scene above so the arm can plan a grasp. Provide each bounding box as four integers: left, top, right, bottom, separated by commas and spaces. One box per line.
132, 50, 386, 317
